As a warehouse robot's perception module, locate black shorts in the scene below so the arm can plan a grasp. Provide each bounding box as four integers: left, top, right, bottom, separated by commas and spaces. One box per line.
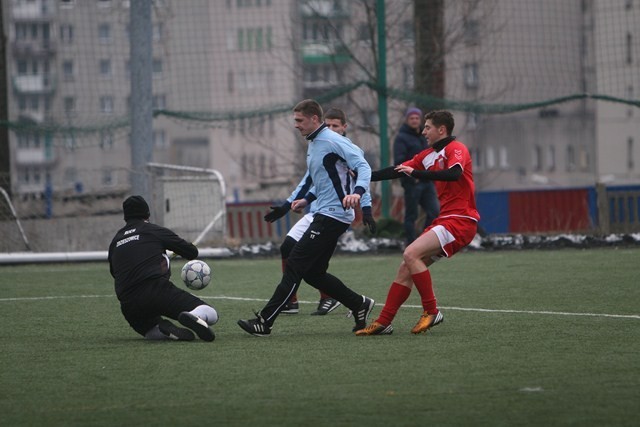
119, 278, 207, 336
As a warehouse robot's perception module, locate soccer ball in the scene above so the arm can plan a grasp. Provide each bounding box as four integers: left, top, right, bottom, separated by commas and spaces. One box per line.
181, 260, 212, 290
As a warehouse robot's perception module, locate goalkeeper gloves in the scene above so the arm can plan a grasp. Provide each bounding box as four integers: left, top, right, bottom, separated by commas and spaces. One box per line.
361, 206, 377, 234
264, 201, 291, 223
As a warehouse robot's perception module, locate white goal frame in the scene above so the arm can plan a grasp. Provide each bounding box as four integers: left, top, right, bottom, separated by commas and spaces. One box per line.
147, 162, 227, 246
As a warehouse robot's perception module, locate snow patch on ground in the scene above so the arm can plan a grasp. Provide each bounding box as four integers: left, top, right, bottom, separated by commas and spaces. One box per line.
227, 232, 640, 257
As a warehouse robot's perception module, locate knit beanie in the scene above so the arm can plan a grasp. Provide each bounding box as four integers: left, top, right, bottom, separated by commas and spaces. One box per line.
123, 195, 150, 221
405, 107, 422, 119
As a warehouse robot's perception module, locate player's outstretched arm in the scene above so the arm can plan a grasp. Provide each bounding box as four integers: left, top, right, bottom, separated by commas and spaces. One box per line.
409, 164, 463, 182
371, 166, 404, 181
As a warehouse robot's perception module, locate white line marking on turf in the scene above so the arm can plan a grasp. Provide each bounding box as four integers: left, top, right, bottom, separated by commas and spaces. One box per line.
0, 294, 116, 301
1, 294, 639, 320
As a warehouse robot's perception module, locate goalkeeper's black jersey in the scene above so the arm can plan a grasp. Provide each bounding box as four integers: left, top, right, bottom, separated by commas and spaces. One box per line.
108, 219, 198, 299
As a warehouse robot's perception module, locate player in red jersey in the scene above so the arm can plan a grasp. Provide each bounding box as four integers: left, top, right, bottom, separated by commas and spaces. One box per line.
357, 110, 480, 335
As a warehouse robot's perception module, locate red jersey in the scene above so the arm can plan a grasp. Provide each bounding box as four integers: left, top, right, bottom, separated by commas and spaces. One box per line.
403, 140, 480, 222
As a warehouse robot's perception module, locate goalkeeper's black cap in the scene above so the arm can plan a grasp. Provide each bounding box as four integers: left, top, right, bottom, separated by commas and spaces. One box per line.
123, 195, 150, 221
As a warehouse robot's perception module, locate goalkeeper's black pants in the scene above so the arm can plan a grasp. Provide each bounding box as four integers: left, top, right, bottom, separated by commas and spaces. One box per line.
260, 214, 364, 324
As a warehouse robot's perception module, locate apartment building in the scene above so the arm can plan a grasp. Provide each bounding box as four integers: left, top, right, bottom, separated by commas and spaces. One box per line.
3, 0, 638, 218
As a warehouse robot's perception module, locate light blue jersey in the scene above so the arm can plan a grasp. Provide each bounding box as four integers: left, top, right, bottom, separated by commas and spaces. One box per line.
291, 124, 371, 224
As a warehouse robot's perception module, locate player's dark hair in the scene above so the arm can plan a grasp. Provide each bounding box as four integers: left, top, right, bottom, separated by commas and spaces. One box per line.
293, 99, 323, 121
324, 107, 347, 125
425, 110, 455, 135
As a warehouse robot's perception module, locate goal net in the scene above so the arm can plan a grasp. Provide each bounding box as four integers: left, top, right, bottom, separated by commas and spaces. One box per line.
147, 163, 226, 247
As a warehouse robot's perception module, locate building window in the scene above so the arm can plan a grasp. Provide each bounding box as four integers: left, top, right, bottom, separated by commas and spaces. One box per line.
100, 131, 114, 149
237, 28, 244, 51
546, 146, 556, 172
100, 96, 114, 114
59, 24, 74, 44
153, 23, 164, 41
466, 113, 478, 131
15, 23, 27, 40
17, 60, 28, 75
98, 0, 112, 7
99, 59, 112, 77
464, 63, 479, 89
486, 146, 496, 169
64, 167, 77, 185
60, 0, 75, 8
464, 19, 479, 45
152, 59, 163, 77
402, 64, 414, 90
566, 145, 576, 171
626, 32, 633, 65
227, 71, 234, 93
237, 27, 272, 51
532, 145, 542, 171
64, 135, 76, 151
579, 147, 590, 170
98, 23, 111, 43
627, 138, 634, 170
63, 97, 76, 114
153, 130, 167, 148
102, 169, 114, 186
62, 60, 74, 81
499, 146, 509, 169
471, 147, 482, 171
401, 20, 414, 42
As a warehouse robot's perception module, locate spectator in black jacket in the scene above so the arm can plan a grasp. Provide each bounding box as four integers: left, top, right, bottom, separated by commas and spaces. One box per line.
394, 107, 440, 245
108, 195, 218, 342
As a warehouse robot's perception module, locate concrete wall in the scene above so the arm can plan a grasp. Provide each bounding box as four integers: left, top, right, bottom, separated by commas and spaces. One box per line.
1, 215, 123, 252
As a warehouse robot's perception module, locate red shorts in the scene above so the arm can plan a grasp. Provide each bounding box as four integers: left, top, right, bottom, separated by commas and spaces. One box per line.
422, 215, 478, 259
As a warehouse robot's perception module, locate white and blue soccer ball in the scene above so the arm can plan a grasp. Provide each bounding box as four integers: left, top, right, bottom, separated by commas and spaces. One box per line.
181, 260, 212, 290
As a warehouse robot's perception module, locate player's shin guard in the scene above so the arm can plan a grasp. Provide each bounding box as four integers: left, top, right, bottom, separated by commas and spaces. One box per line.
376, 282, 412, 326
412, 269, 438, 315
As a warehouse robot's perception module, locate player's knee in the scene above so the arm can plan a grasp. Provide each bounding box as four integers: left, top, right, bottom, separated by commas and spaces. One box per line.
403, 245, 422, 265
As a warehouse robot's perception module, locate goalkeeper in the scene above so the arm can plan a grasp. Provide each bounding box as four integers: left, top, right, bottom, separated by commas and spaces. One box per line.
108, 195, 218, 342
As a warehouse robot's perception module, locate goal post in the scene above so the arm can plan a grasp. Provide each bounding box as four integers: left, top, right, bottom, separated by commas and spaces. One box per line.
147, 163, 227, 247
0, 186, 32, 251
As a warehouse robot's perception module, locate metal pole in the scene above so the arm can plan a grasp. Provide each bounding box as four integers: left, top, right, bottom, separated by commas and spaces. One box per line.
129, 0, 153, 198
0, 0, 12, 197
376, 0, 390, 218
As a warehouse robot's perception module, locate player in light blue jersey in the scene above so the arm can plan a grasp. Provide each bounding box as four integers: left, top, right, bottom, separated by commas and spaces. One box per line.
264, 108, 376, 315
238, 100, 375, 336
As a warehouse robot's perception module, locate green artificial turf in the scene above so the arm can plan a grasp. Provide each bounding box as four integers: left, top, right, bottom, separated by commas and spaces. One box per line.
1, 248, 639, 426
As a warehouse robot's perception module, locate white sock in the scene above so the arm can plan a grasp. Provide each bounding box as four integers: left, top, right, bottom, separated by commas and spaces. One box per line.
191, 304, 218, 325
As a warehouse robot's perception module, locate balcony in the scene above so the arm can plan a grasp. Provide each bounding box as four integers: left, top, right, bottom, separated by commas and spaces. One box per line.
13, 74, 56, 95
16, 147, 56, 166
300, 1, 350, 19
12, 39, 57, 57
11, 0, 56, 20
302, 42, 351, 64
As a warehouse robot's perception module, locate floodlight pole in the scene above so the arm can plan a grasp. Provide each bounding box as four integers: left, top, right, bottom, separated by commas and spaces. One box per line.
129, 0, 153, 198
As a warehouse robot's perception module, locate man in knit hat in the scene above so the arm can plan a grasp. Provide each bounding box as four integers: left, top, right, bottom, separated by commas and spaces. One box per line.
394, 107, 440, 245
108, 195, 218, 342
